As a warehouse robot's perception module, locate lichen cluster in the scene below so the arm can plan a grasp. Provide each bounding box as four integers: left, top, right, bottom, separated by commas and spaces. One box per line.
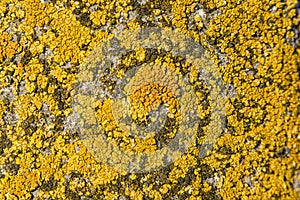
0, 0, 299, 199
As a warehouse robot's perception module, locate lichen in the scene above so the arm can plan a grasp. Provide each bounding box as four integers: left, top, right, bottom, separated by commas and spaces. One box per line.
0, 0, 299, 199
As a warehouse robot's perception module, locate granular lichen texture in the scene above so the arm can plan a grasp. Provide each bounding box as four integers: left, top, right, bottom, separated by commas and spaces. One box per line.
0, 0, 299, 199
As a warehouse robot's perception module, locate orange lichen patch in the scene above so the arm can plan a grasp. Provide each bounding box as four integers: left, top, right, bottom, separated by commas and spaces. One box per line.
129, 83, 181, 151
0, 32, 18, 61
129, 83, 179, 123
